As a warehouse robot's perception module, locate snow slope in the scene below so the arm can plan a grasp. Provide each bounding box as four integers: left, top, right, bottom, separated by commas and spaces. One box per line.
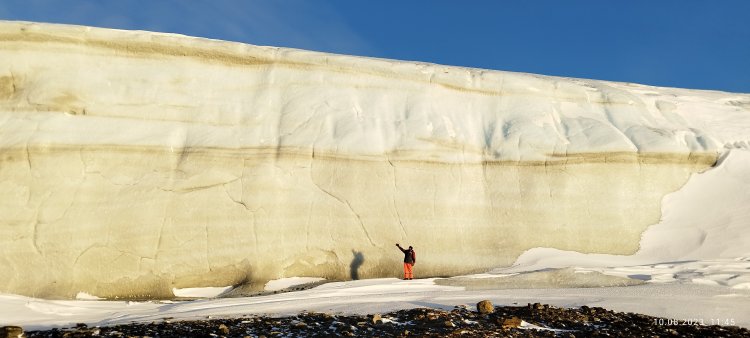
496, 149, 750, 272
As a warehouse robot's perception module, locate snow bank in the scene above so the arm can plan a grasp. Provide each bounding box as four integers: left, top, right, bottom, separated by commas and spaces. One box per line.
497, 149, 750, 274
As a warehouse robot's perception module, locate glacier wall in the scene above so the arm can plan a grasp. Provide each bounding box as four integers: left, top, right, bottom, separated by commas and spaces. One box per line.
1, 21, 746, 298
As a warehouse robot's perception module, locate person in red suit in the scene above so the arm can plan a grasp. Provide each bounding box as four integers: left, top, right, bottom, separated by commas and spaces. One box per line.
396, 243, 416, 280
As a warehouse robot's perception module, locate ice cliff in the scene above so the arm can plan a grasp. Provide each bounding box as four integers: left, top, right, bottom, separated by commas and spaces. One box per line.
1, 21, 749, 298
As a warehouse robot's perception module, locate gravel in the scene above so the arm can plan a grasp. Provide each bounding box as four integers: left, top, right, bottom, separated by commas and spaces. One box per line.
20, 303, 750, 337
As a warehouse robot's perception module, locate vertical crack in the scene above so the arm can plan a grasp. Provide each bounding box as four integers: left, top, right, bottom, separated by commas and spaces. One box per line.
31, 219, 41, 256
309, 155, 376, 247
344, 200, 375, 246
387, 157, 408, 238
24, 142, 32, 171
204, 222, 211, 272
431, 173, 437, 217
305, 200, 313, 251
155, 214, 167, 261
252, 210, 260, 257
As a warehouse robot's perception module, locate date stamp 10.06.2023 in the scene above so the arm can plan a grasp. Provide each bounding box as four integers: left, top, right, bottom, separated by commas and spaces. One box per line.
654, 318, 736, 326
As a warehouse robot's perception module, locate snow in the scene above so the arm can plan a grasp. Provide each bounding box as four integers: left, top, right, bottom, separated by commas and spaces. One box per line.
519, 320, 575, 333
2, 280, 748, 330
264, 277, 326, 292
1, 21, 749, 162
75, 292, 104, 301
172, 286, 233, 298
493, 149, 750, 274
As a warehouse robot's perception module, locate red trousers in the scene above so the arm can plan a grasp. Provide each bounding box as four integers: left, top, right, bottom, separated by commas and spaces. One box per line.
403, 263, 414, 279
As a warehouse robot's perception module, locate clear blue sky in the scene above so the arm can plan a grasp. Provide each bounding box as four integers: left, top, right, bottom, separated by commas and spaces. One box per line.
1, 0, 748, 93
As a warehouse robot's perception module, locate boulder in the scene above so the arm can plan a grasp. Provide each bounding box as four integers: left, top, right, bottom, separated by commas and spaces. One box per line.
0, 326, 23, 338
477, 300, 495, 314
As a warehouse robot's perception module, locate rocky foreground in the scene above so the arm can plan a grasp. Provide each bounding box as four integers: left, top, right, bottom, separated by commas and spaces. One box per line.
9, 302, 748, 337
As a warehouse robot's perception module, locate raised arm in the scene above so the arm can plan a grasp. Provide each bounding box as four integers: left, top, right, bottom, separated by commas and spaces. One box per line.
396, 243, 406, 253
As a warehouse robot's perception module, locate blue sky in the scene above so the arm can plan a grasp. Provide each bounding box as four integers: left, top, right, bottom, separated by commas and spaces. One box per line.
1, 0, 748, 93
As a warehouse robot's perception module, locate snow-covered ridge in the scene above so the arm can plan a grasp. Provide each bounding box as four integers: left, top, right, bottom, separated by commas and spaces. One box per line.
1, 21, 748, 163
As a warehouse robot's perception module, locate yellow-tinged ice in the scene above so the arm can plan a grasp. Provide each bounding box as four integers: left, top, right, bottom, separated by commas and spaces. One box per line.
1, 21, 748, 298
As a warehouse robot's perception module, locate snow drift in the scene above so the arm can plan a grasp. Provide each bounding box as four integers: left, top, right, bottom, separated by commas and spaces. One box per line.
0, 21, 748, 298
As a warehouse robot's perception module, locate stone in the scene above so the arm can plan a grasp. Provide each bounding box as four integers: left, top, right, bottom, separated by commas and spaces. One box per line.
502, 317, 522, 329
371, 314, 382, 325
0, 326, 23, 338
444, 320, 455, 328
218, 323, 229, 335
477, 300, 495, 314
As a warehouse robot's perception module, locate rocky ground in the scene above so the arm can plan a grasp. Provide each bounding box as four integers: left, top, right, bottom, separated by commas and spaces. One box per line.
10, 302, 750, 337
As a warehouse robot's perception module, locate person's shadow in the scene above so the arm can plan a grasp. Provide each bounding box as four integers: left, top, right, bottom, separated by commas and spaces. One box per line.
350, 250, 364, 280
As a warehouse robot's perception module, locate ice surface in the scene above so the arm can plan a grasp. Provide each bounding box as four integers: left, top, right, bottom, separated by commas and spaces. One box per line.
0, 21, 748, 298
